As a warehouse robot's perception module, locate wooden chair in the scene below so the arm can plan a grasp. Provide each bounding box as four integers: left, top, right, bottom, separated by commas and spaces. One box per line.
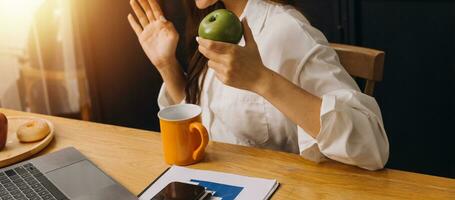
19, 65, 91, 121
330, 43, 385, 96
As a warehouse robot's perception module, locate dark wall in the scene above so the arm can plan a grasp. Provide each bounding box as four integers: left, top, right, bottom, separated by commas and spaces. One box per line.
354, 0, 455, 178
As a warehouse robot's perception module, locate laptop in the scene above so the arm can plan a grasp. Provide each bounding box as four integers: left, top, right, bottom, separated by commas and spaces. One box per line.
0, 147, 138, 200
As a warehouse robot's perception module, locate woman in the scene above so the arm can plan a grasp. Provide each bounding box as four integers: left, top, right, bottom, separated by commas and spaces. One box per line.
128, 0, 389, 170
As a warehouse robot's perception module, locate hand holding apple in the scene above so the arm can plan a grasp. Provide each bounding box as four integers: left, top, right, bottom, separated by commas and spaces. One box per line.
197, 19, 270, 93
0, 113, 7, 150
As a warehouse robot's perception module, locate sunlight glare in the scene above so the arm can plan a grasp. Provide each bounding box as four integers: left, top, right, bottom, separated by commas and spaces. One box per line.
0, 0, 45, 49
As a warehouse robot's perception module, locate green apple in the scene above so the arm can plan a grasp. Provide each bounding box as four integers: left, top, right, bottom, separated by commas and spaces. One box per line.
199, 9, 243, 44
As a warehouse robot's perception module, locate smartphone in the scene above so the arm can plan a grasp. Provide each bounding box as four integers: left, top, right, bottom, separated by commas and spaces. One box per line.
151, 182, 207, 200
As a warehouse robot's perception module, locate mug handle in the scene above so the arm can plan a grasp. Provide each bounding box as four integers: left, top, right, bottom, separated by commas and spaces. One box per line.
189, 122, 208, 161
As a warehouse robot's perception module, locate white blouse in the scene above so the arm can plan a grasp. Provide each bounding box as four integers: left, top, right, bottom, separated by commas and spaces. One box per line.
158, 0, 389, 170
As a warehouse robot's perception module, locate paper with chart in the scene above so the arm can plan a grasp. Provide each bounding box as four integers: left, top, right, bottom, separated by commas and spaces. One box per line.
139, 166, 279, 200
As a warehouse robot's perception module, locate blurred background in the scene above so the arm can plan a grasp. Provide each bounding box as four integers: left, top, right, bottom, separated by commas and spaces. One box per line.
0, 0, 454, 178
0, 0, 90, 119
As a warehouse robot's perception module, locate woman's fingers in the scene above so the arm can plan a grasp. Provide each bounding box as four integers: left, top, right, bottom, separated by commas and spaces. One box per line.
197, 37, 234, 53
198, 46, 224, 63
128, 14, 142, 37
138, 0, 155, 21
148, 0, 164, 20
130, 0, 148, 28
242, 19, 257, 48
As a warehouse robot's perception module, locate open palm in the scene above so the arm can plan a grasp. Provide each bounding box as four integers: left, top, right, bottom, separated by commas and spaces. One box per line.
128, 0, 179, 69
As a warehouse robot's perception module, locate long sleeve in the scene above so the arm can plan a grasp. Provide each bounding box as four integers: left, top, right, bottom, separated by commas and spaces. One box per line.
157, 83, 177, 110
296, 44, 389, 170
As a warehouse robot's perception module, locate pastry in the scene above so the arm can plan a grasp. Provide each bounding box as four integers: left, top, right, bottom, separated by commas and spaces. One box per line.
17, 120, 50, 142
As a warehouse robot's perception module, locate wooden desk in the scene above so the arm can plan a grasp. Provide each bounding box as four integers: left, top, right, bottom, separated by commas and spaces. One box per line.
1, 108, 454, 199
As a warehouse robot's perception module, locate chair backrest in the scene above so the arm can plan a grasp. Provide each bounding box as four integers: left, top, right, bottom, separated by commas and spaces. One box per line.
330, 43, 385, 96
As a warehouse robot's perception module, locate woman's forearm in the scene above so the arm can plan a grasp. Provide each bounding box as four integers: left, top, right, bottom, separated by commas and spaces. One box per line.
157, 58, 186, 104
255, 68, 322, 138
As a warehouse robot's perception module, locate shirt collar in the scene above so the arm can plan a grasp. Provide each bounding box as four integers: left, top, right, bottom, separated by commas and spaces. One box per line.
239, 0, 269, 35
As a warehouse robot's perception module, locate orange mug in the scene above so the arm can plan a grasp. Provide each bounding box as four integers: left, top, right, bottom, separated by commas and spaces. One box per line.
158, 104, 209, 166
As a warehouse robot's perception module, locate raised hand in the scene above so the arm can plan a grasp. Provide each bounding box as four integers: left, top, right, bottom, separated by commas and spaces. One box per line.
128, 0, 179, 70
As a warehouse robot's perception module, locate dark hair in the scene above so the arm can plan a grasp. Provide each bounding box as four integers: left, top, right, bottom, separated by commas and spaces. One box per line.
183, 0, 291, 104
183, 1, 225, 104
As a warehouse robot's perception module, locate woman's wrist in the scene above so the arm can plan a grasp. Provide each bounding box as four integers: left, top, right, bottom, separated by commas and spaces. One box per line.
157, 57, 181, 78
253, 67, 276, 97
157, 57, 187, 104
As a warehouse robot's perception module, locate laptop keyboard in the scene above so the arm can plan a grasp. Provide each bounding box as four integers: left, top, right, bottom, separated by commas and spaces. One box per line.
0, 163, 68, 200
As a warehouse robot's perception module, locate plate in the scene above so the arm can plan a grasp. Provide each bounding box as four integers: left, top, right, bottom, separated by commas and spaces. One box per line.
0, 116, 54, 168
